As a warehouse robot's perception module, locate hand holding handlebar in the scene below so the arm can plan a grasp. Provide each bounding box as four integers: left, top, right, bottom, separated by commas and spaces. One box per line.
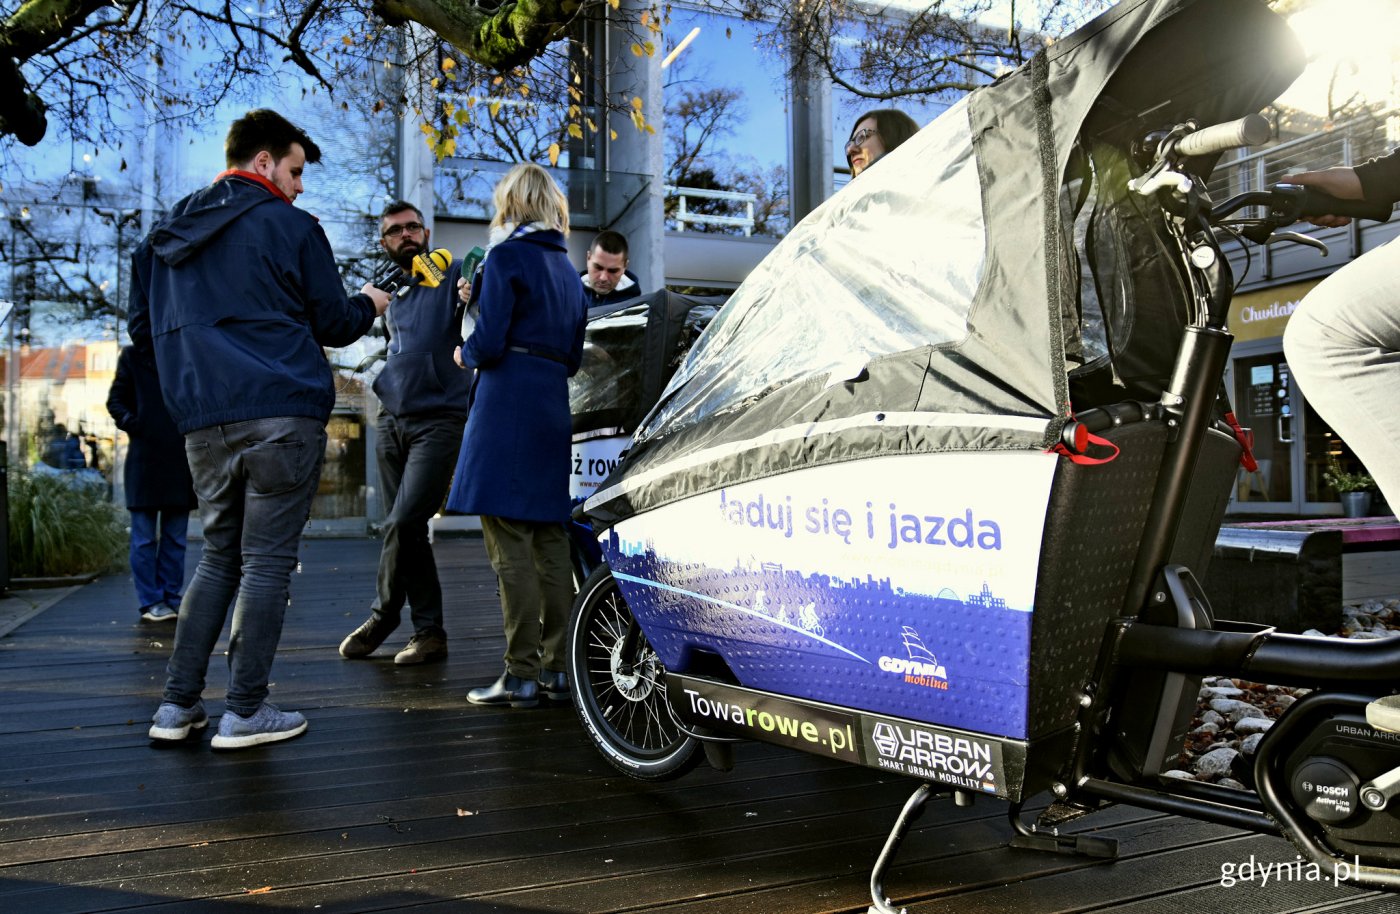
1282, 167, 1389, 227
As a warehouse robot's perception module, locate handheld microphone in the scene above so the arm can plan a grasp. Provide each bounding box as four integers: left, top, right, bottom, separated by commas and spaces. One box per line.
370, 262, 413, 297
411, 248, 453, 288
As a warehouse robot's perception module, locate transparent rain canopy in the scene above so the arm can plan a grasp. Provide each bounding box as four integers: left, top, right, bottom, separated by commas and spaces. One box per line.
639, 99, 984, 440
570, 304, 650, 433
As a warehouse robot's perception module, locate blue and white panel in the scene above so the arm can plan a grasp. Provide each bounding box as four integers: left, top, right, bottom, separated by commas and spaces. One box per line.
570, 435, 631, 502
600, 451, 1058, 738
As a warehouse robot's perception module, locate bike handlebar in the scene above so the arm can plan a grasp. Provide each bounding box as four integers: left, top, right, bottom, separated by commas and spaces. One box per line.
1288, 184, 1397, 222
1210, 183, 1395, 225
1175, 113, 1271, 158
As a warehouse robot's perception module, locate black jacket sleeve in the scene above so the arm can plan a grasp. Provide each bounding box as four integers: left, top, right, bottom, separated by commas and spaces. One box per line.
106, 348, 144, 435
1355, 149, 1400, 206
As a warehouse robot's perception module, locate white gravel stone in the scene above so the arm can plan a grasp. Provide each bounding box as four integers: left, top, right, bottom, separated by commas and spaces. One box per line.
1235, 717, 1275, 735
1241, 733, 1265, 755
1201, 710, 1225, 726
1209, 698, 1269, 722
1274, 694, 1296, 710
1162, 768, 1195, 780
1191, 722, 1220, 735
1194, 747, 1239, 778
1217, 777, 1248, 791
1200, 686, 1244, 699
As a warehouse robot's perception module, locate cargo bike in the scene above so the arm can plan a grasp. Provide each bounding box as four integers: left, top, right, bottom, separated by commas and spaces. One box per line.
565, 0, 1400, 909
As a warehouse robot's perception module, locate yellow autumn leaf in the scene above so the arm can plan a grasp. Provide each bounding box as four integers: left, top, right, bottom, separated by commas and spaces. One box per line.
608, 0, 619, 8
567, 123, 583, 139
489, 100, 502, 118
630, 43, 643, 57
548, 143, 561, 166
586, 118, 597, 133
610, 129, 618, 141
341, 35, 352, 46
643, 41, 655, 56
430, 77, 440, 89
443, 102, 455, 118
420, 123, 433, 136
454, 109, 469, 125
631, 96, 643, 111
441, 57, 456, 71
492, 76, 504, 86
519, 85, 530, 97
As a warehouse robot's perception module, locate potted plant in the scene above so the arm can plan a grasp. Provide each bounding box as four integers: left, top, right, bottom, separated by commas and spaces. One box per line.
1324, 456, 1376, 518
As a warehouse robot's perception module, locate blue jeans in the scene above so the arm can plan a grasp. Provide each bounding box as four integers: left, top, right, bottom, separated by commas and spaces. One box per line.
371, 412, 465, 636
1284, 238, 1400, 509
162, 417, 326, 716
130, 508, 190, 610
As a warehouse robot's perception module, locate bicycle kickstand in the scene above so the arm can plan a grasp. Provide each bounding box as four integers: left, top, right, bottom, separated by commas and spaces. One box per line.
868, 782, 938, 914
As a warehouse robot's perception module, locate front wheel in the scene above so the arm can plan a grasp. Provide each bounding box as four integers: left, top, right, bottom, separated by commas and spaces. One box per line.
568, 564, 700, 780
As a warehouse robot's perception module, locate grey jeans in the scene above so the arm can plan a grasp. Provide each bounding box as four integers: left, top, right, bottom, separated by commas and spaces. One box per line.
371, 411, 465, 635
1284, 238, 1400, 508
162, 417, 326, 716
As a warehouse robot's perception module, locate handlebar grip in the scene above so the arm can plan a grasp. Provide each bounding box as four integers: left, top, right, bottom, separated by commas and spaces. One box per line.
1176, 113, 1271, 158
1291, 185, 1395, 223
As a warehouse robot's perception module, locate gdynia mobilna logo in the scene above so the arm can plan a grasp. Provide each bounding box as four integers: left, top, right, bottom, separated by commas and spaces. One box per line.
879, 626, 949, 690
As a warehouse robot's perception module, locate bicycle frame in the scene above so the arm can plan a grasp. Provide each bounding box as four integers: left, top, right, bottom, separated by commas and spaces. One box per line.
565, 0, 1400, 908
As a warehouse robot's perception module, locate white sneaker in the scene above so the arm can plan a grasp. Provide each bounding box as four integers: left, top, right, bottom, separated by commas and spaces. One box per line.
141, 604, 178, 622
149, 700, 208, 741
211, 703, 308, 750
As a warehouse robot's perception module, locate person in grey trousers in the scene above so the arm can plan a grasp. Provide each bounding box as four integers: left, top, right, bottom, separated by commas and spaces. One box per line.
1283, 149, 1400, 510
338, 201, 469, 665
129, 109, 389, 750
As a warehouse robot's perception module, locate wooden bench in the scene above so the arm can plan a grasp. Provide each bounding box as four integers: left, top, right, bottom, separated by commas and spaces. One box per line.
1204, 517, 1400, 633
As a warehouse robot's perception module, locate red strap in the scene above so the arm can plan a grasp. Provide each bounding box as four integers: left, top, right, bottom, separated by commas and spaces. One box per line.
1223, 411, 1259, 472
1049, 429, 1120, 465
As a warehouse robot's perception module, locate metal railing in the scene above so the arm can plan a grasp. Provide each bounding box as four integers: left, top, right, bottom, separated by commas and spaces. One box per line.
1207, 108, 1400, 217
665, 184, 757, 236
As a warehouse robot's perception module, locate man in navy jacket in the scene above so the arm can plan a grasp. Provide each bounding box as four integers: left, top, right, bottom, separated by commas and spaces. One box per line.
129, 109, 389, 750
339, 202, 468, 666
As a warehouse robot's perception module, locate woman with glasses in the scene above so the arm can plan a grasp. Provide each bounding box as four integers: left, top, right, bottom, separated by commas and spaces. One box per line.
845, 109, 920, 179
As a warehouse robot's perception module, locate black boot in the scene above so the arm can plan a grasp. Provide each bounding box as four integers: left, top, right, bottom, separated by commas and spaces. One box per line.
467, 671, 539, 709
538, 670, 569, 702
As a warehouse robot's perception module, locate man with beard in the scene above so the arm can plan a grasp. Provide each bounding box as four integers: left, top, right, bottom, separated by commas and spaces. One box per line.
339, 201, 469, 665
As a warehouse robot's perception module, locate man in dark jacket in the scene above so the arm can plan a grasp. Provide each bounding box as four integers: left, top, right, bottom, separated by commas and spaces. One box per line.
339, 201, 468, 665
106, 346, 198, 623
581, 230, 643, 306
128, 109, 389, 751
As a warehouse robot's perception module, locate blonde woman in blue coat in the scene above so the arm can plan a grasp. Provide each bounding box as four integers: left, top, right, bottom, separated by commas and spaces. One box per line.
449, 162, 588, 709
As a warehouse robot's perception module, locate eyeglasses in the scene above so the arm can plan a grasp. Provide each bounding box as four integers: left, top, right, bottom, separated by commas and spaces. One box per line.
845, 127, 879, 151
381, 221, 424, 239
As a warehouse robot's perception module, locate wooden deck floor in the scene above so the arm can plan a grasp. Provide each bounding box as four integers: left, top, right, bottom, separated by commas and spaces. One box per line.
2, 536, 1397, 913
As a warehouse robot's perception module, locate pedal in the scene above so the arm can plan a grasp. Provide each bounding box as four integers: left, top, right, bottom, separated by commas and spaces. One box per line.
1010, 827, 1119, 858
1366, 695, 1400, 734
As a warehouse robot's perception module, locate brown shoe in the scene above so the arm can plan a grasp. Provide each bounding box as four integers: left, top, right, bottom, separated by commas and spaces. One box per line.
394, 632, 448, 665
339, 615, 399, 659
